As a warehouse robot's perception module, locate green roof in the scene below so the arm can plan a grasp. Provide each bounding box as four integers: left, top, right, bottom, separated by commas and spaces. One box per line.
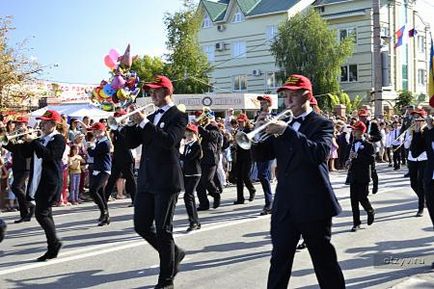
200, 0, 306, 22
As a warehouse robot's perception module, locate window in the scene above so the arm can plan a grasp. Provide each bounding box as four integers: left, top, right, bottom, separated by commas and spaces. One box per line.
341, 65, 358, 82
232, 7, 245, 23
232, 41, 246, 58
233, 75, 247, 91
202, 14, 212, 28
266, 72, 279, 89
402, 64, 408, 90
417, 36, 425, 53
203, 45, 215, 62
339, 28, 357, 43
266, 25, 278, 43
417, 69, 426, 85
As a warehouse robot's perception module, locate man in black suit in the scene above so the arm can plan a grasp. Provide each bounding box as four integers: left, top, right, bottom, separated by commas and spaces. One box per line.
347, 121, 375, 232
263, 74, 345, 289
104, 109, 136, 206
23, 110, 66, 261
126, 75, 187, 289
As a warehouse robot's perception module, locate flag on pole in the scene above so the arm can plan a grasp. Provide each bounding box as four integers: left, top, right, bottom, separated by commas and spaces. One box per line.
428, 37, 434, 108
408, 28, 417, 38
395, 25, 406, 48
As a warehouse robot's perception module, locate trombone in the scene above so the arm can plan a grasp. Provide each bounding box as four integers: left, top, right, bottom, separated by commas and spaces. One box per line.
0, 128, 42, 146
107, 103, 156, 130
235, 109, 293, 150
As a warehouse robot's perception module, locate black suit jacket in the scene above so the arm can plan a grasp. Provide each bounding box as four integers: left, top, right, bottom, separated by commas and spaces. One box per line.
198, 124, 219, 166
24, 134, 66, 203
268, 111, 342, 223
126, 106, 188, 194
181, 141, 202, 176
348, 140, 375, 184
365, 120, 381, 143
111, 128, 134, 165
4, 142, 30, 172
423, 127, 434, 183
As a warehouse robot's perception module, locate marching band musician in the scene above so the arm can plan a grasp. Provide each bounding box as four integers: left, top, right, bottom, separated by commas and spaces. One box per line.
404, 109, 428, 217
180, 123, 202, 232
125, 75, 187, 289
196, 108, 221, 211
261, 74, 345, 289
233, 113, 256, 205
86, 122, 112, 226
390, 120, 403, 170
347, 121, 375, 232
22, 110, 66, 261
357, 109, 381, 194
252, 96, 275, 215
423, 111, 434, 232
2, 116, 32, 223
104, 109, 137, 207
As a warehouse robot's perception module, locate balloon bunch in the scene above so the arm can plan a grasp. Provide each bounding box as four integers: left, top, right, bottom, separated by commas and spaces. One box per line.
92, 44, 140, 111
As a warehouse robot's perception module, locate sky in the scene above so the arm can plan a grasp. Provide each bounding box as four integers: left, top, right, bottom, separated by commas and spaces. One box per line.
1, 0, 433, 85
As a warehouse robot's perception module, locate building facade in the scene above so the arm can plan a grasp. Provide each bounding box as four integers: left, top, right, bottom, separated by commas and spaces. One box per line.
197, 0, 431, 106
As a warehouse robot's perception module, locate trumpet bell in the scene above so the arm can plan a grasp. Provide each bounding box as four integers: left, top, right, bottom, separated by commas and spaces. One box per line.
235, 131, 252, 150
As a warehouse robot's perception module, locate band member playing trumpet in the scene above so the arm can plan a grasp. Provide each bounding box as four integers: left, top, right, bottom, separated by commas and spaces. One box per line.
404, 109, 428, 217
87, 122, 112, 226
347, 121, 375, 232
262, 74, 345, 289
23, 110, 66, 261
125, 75, 187, 289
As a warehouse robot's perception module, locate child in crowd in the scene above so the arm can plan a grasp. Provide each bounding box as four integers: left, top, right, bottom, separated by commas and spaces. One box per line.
68, 145, 84, 205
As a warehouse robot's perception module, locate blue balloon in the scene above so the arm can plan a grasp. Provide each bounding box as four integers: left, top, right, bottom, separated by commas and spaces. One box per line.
103, 84, 116, 96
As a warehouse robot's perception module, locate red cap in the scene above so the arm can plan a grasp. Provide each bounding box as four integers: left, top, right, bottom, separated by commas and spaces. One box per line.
143, 75, 174, 95
257, 95, 272, 105
114, 109, 127, 118
351, 121, 367, 133
358, 109, 369, 117
89, 122, 106, 132
36, 110, 62, 123
411, 108, 427, 118
186, 123, 198, 134
237, 113, 249, 122
429, 95, 434, 108
14, 116, 28, 123
276, 74, 313, 100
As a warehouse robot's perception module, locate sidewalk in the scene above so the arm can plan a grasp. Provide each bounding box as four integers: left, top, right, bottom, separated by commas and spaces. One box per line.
390, 271, 434, 289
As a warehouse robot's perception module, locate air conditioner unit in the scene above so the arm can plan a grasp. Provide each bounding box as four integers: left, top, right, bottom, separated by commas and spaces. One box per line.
217, 24, 226, 32
252, 69, 262, 76
215, 42, 225, 51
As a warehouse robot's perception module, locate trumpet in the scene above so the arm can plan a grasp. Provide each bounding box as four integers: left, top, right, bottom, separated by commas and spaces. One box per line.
0, 128, 42, 145
107, 103, 156, 130
235, 109, 293, 150
196, 107, 214, 126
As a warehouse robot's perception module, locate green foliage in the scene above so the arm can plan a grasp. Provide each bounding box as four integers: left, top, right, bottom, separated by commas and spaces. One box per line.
323, 92, 363, 114
394, 90, 415, 113
131, 55, 167, 86
164, 2, 211, 94
416, 93, 426, 104
270, 9, 353, 97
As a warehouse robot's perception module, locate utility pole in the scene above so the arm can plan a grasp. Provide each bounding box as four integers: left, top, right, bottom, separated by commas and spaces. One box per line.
373, 0, 383, 117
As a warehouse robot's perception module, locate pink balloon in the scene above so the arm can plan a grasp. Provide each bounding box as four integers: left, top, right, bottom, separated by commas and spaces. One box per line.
104, 55, 116, 69
108, 49, 120, 62
111, 75, 126, 90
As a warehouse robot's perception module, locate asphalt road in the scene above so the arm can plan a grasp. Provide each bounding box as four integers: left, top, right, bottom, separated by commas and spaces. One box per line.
0, 163, 433, 289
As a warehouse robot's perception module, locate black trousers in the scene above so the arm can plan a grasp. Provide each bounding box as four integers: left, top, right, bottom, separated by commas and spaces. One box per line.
235, 158, 255, 202
11, 170, 29, 218
350, 182, 374, 226
183, 176, 201, 226
89, 172, 110, 215
371, 163, 379, 191
392, 145, 401, 168
408, 160, 426, 211
425, 180, 434, 228
104, 162, 136, 203
267, 216, 345, 289
196, 164, 218, 209
134, 190, 180, 284
35, 198, 60, 249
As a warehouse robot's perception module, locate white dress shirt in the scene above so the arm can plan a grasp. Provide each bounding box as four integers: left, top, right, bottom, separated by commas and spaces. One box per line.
291, 107, 313, 132
139, 103, 175, 128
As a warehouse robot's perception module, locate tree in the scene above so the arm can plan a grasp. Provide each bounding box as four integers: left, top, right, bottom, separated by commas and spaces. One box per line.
131, 55, 167, 85
270, 9, 354, 110
394, 90, 415, 113
0, 16, 42, 110
164, 0, 211, 94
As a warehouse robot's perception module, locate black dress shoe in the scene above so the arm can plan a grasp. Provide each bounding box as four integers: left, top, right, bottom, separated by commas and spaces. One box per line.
174, 248, 186, 277
98, 215, 111, 226
186, 223, 201, 233
350, 225, 361, 232
36, 242, 62, 262
415, 210, 424, 217
197, 206, 209, 211
249, 190, 256, 202
14, 218, 26, 224
367, 211, 375, 225
260, 208, 271, 216
154, 282, 174, 289
213, 194, 221, 209
233, 200, 245, 205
